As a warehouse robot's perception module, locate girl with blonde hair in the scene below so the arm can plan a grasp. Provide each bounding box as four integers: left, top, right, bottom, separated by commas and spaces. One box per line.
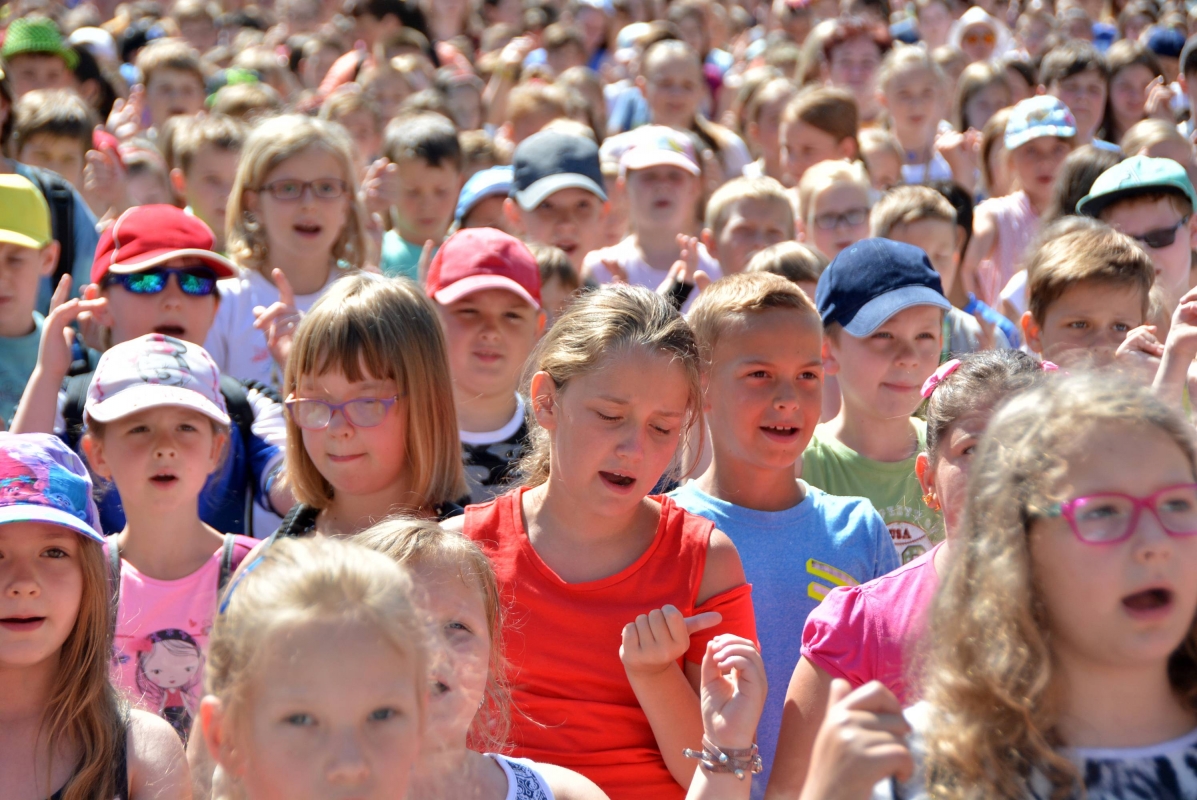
275, 273, 467, 539
0, 433, 189, 800
448, 284, 757, 799
204, 113, 370, 390
357, 517, 610, 799
199, 535, 427, 799
798, 376, 1197, 800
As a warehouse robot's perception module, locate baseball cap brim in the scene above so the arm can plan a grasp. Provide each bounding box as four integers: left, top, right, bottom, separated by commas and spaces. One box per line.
0, 505, 104, 543
456, 183, 512, 222
1005, 124, 1076, 151
1077, 184, 1197, 218
86, 384, 232, 426
105, 248, 238, 279
620, 149, 701, 177
842, 287, 952, 337
433, 274, 540, 309
0, 229, 49, 250
514, 174, 607, 211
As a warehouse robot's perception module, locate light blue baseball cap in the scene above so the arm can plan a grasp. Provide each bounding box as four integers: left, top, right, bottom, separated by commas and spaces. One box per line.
456, 166, 514, 224
1004, 95, 1077, 151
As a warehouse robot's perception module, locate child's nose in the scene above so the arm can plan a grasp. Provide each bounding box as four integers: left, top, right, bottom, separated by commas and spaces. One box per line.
324, 729, 371, 785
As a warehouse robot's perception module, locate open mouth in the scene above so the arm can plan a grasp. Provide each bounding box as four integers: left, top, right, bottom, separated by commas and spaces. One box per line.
0, 616, 46, 631
1122, 587, 1173, 614
431, 680, 450, 697
150, 472, 178, 485
599, 470, 635, 489
153, 325, 185, 337
761, 424, 800, 440
294, 222, 322, 237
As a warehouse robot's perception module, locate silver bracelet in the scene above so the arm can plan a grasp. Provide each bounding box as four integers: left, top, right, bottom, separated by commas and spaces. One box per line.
683, 737, 763, 780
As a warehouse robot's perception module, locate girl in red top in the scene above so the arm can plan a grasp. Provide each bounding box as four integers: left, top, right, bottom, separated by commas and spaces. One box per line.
451, 284, 758, 800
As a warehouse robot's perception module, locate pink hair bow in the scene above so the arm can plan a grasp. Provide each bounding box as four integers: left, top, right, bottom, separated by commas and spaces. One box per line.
921, 359, 962, 399
1040, 360, 1060, 372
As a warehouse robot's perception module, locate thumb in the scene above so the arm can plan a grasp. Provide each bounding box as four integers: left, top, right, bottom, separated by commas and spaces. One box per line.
827, 678, 853, 709
684, 611, 723, 636
272, 268, 296, 307
693, 270, 712, 292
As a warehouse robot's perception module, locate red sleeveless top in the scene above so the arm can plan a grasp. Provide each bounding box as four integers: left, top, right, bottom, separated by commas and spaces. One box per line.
464, 487, 757, 800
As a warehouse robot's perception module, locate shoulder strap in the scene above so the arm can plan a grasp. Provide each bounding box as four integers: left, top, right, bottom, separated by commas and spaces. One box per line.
218, 533, 237, 593
108, 537, 121, 646
62, 372, 92, 448
26, 166, 76, 289
218, 374, 255, 447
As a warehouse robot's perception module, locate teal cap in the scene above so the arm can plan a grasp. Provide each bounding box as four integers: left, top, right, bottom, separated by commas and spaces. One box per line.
1077, 155, 1197, 218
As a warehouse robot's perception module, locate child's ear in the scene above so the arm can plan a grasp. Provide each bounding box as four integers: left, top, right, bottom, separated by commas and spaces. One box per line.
200, 696, 240, 774
915, 452, 936, 507
821, 335, 840, 375
700, 370, 713, 413
503, 198, 526, 236
209, 430, 229, 473
699, 227, 717, 259
953, 226, 966, 266
536, 310, 547, 337
169, 167, 188, 197
529, 371, 559, 431
795, 216, 807, 243
837, 136, 858, 161
38, 241, 61, 277
81, 433, 113, 480
1186, 210, 1197, 250
1020, 310, 1043, 355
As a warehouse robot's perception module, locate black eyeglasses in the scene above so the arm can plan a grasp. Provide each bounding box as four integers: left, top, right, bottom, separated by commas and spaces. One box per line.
105, 267, 219, 297
257, 179, 349, 201
813, 208, 869, 231
1129, 216, 1190, 249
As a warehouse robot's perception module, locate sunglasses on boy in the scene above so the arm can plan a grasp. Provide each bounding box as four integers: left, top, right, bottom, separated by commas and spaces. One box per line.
104, 266, 219, 297
1042, 483, 1197, 544
284, 395, 402, 430
962, 30, 997, 47
1126, 216, 1191, 250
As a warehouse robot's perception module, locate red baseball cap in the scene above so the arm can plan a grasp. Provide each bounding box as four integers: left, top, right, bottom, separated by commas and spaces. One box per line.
91, 205, 238, 285
425, 228, 541, 309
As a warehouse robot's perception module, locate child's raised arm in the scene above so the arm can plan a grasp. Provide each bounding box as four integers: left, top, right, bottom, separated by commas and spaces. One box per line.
1153, 287, 1197, 416
959, 205, 998, 299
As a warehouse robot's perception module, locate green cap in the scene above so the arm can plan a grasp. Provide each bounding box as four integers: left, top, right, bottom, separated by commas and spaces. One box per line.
0, 174, 52, 249
2, 17, 78, 70
1077, 155, 1197, 218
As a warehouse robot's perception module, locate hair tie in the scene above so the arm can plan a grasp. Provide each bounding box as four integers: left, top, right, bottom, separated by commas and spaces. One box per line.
921, 359, 962, 399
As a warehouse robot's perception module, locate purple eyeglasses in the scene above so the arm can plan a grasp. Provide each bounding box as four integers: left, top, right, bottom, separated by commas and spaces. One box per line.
284, 395, 401, 430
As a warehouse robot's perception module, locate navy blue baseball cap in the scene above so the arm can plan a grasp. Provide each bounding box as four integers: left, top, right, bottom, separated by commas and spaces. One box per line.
1146, 26, 1186, 60
456, 166, 513, 224
511, 130, 607, 211
815, 238, 951, 336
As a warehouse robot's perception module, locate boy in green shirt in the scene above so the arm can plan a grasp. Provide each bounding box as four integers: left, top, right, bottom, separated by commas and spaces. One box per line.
802, 238, 950, 563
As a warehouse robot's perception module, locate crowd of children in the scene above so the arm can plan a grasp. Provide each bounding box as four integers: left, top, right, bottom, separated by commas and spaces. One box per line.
3, 0, 1197, 798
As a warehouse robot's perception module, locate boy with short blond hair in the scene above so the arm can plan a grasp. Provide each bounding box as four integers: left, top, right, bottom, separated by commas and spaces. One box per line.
747, 241, 827, 300
12, 89, 96, 191
169, 113, 246, 252
871, 185, 1012, 353
794, 159, 871, 261
135, 39, 207, 132
0, 175, 62, 425
674, 271, 899, 798
802, 238, 952, 564
1021, 216, 1156, 368
702, 176, 794, 276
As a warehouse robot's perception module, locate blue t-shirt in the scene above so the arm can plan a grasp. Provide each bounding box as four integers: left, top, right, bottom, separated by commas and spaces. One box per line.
0, 312, 42, 426
670, 480, 901, 800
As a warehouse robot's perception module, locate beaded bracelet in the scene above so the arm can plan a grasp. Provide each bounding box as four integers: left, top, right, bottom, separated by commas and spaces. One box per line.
683, 738, 763, 780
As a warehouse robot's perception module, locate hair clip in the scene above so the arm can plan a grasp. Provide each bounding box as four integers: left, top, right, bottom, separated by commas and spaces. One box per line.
1040, 360, 1060, 372
218, 552, 267, 615
921, 358, 962, 399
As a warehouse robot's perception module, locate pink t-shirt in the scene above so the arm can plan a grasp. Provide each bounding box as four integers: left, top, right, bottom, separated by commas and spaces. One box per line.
106, 536, 256, 740
800, 542, 942, 705
975, 191, 1039, 306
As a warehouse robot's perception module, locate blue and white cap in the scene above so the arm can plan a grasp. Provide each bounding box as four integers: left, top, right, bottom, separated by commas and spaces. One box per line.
1005, 96, 1077, 151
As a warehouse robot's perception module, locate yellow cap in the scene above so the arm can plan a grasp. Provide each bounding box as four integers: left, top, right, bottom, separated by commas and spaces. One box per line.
0, 175, 52, 249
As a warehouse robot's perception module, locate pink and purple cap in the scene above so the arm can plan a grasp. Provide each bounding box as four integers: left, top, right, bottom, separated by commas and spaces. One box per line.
0, 432, 103, 542
85, 334, 230, 427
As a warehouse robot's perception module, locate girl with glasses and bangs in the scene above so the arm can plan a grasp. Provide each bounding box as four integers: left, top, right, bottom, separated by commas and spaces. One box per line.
795, 376, 1197, 800
204, 114, 371, 392
274, 272, 468, 539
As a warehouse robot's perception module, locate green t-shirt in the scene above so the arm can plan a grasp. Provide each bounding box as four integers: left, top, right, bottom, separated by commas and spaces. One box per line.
0, 312, 42, 426
380, 231, 429, 281
800, 418, 943, 565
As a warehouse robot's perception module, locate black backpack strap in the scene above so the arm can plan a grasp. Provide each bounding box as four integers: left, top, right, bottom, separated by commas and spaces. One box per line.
218, 533, 237, 593
26, 166, 76, 290
62, 372, 92, 449
218, 375, 257, 535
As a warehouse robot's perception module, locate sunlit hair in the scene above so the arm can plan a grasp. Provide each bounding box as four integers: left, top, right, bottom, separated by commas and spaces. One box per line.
1025, 216, 1154, 325
282, 273, 467, 511
918, 376, 1197, 800
795, 159, 870, 222
226, 114, 369, 275
952, 61, 1010, 132
355, 517, 512, 752
205, 536, 427, 735
1040, 145, 1121, 225
979, 106, 1011, 196
704, 176, 793, 235
688, 271, 819, 366
923, 349, 1044, 464
746, 241, 827, 287
781, 86, 860, 158
31, 534, 127, 800
869, 184, 955, 238
877, 42, 945, 94
518, 284, 703, 487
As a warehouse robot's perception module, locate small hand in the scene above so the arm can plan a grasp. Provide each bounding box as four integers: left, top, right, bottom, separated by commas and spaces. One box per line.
659, 235, 711, 292
361, 157, 399, 217
1165, 286, 1197, 359
602, 257, 629, 284
700, 635, 767, 751
1145, 76, 1176, 123
972, 309, 996, 351
253, 269, 302, 369
1115, 324, 1165, 381
416, 240, 435, 284
106, 85, 145, 140
37, 276, 107, 380
83, 144, 129, 218
620, 604, 722, 677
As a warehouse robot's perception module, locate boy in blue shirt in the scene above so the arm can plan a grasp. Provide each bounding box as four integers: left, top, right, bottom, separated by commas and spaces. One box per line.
671, 271, 900, 799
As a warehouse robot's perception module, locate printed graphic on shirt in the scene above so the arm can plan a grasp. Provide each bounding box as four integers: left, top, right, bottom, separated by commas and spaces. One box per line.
508, 760, 552, 800
806, 558, 862, 602
128, 628, 204, 741
462, 420, 529, 503
889, 521, 931, 564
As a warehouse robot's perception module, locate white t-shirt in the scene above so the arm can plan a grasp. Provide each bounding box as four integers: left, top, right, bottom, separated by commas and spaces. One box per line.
204, 267, 348, 390
487, 753, 557, 800
583, 237, 723, 312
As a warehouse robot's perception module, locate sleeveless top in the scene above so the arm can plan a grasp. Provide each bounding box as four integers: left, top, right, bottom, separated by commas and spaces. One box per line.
975, 190, 1039, 306
48, 720, 129, 800
488, 753, 556, 800
464, 488, 757, 800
